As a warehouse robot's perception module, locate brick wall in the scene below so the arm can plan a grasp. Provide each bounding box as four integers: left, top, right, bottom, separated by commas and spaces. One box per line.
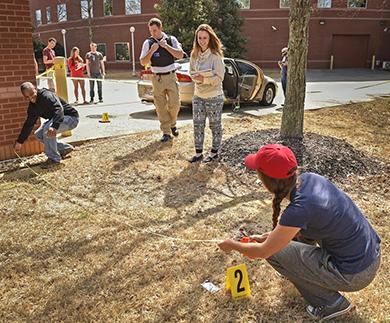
0, 0, 43, 161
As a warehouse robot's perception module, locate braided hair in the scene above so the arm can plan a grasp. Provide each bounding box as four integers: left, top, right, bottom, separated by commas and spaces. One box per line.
257, 168, 298, 229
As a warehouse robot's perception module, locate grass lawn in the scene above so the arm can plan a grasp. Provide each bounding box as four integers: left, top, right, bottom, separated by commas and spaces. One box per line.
0, 98, 389, 322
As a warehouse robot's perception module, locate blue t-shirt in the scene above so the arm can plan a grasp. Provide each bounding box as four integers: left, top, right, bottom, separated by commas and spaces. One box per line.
279, 173, 381, 274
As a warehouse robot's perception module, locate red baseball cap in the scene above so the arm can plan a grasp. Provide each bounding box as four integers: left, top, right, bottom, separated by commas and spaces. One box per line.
244, 144, 298, 179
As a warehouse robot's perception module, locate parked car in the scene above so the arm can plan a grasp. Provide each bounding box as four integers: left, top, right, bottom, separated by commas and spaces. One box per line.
137, 57, 277, 106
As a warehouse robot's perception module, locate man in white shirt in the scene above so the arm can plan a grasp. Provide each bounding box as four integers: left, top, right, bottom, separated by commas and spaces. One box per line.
140, 18, 184, 142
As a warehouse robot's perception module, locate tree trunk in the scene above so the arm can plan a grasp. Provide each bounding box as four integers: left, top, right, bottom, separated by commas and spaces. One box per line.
88, 0, 93, 43
280, 0, 311, 139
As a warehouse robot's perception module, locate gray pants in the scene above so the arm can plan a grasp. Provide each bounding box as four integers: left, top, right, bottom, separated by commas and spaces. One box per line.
267, 241, 380, 306
192, 95, 224, 154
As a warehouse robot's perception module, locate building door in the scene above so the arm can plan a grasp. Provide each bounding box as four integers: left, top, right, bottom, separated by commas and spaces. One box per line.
332, 35, 369, 68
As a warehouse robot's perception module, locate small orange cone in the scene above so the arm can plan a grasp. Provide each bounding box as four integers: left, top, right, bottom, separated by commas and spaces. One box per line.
99, 112, 110, 123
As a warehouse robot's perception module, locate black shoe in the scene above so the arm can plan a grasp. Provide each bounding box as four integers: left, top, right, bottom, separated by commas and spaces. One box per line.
160, 134, 172, 142
203, 153, 219, 163
188, 154, 203, 163
60, 146, 74, 159
40, 159, 61, 169
99, 99, 103, 103
89, 99, 94, 104
306, 296, 354, 321
171, 127, 179, 137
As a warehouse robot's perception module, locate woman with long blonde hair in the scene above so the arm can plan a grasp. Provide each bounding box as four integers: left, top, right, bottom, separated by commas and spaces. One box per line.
67, 47, 87, 104
188, 24, 225, 163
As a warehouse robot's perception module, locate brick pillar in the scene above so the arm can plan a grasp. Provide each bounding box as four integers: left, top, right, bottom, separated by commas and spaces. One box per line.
0, 0, 43, 161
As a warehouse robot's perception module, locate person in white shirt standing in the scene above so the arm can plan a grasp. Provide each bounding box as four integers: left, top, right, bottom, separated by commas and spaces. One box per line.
188, 24, 225, 163
139, 18, 184, 142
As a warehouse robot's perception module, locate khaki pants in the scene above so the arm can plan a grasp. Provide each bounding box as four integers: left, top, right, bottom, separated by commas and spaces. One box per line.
151, 73, 180, 134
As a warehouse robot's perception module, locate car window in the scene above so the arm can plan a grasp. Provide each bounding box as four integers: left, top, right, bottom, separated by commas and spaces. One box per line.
235, 61, 257, 76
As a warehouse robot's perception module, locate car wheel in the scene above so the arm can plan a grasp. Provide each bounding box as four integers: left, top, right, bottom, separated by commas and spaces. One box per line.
260, 84, 275, 106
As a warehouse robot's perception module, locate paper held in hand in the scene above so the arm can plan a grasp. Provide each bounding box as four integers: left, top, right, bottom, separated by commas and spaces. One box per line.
190, 69, 213, 78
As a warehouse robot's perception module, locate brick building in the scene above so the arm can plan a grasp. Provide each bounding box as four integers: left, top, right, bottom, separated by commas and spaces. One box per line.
30, 0, 390, 69
0, 0, 42, 161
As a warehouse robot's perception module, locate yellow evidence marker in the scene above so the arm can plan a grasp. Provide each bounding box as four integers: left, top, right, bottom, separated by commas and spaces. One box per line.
99, 112, 110, 123
225, 263, 251, 299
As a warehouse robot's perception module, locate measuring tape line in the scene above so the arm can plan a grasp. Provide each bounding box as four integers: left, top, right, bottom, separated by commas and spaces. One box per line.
12, 150, 223, 244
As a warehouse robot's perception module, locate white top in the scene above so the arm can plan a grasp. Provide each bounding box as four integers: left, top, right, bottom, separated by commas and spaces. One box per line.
140, 32, 182, 73
190, 49, 225, 99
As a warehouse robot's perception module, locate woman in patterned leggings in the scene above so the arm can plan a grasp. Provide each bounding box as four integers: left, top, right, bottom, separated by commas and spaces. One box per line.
188, 24, 225, 163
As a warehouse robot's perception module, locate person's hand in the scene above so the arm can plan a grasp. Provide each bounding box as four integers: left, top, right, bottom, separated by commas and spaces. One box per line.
87, 73, 91, 78
101, 72, 106, 78
250, 232, 270, 243
218, 239, 235, 253
150, 43, 159, 53
192, 74, 204, 83
46, 127, 57, 137
158, 39, 168, 48
14, 142, 22, 152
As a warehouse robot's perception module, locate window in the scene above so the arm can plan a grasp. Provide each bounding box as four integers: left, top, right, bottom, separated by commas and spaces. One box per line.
57, 4, 67, 22
115, 43, 130, 61
104, 0, 113, 16
81, 0, 93, 19
237, 0, 250, 9
318, 0, 331, 8
97, 43, 107, 57
46, 7, 51, 23
125, 0, 141, 15
35, 9, 42, 26
348, 0, 367, 8
280, 0, 289, 8
236, 61, 257, 76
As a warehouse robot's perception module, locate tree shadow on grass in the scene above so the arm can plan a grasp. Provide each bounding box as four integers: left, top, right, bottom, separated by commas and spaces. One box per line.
111, 140, 173, 172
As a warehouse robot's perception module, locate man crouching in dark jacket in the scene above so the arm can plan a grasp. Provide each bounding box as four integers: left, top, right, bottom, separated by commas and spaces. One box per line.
14, 82, 79, 168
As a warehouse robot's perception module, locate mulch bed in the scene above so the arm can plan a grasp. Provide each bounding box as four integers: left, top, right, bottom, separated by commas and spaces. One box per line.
220, 129, 387, 183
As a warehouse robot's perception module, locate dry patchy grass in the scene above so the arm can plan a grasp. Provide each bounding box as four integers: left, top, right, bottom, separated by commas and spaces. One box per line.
0, 99, 389, 322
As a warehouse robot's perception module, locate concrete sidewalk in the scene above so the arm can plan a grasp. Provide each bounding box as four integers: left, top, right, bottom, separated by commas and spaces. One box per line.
47, 69, 390, 144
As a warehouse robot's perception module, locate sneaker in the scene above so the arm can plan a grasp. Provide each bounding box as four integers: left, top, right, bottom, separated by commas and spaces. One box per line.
188, 154, 203, 163
40, 159, 61, 169
171, 127, 179, 137
202, 153, 219, 163
306, 296, 353, 321
160, 134, 172, 142
60, 146, 74, 159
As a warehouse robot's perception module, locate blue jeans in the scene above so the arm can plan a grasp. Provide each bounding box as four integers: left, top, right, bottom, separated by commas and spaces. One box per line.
89, 72, 103, 101
34, 116, 79, 162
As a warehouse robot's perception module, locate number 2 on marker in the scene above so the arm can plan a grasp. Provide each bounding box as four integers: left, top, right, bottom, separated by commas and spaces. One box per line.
226, 263, 251, 299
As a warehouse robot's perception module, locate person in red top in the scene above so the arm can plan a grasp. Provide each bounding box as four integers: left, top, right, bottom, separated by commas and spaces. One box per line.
42, 37, 56, 91
67, 47, 87, 105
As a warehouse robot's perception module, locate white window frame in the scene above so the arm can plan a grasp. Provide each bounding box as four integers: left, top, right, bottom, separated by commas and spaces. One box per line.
114, 42, 130, 62
125, 0, 141, 15
104, 0, 113, 16
279, 0, 290, 8
238, 0, 250, 9
347, 0, 367, 8
57, 3, 67, 22
317, 0, 332, 8
81, 0, 94, 19
35, 9, 42, 26
46, 7, 51, 24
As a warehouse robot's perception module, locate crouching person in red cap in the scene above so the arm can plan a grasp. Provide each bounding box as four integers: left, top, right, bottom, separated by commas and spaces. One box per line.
218, 144, 381, 321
